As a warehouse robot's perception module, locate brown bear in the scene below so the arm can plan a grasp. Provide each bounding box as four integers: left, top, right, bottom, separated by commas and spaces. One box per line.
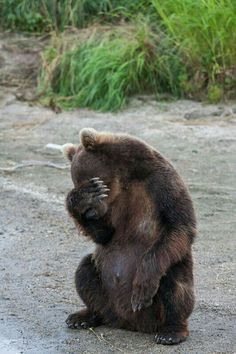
64, 128, 196, 345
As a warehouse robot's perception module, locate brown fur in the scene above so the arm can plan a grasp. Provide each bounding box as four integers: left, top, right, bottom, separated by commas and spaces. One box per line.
64, 128, 196, 345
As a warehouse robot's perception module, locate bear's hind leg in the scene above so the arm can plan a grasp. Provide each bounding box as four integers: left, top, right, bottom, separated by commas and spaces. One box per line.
155, 258, 194, 345
66, 254, 114, 329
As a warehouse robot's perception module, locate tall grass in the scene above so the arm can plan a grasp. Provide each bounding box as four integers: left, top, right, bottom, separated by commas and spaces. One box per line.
39, 21, 185, 111
152, 0, 236, 99
41, 24, 152, 111
0, 0, 153, 32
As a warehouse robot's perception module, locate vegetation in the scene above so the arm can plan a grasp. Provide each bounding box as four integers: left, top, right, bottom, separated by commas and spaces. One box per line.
153, 0, 236, 102
0, 0, 152, 32
39, 22, 185, 111
1, 0, 236, 111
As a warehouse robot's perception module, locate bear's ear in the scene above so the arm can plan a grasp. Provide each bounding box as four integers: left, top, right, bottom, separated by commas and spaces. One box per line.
62, 143, 77, 162
80, 128, 98, 151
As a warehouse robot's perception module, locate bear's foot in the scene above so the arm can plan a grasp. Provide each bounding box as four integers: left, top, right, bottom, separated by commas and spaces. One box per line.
66, 309, 102, 329
154, 331, 188, 345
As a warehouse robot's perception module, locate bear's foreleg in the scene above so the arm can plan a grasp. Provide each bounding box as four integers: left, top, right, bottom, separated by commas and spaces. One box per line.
66, 178, 114, 244
131, 227, 192, 312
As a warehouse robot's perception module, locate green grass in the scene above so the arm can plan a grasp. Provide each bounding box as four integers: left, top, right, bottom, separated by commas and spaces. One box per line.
152, 0, 236, 97
0, 0, 153, 32
1, 0, 236, 109
39, 21, 184, 111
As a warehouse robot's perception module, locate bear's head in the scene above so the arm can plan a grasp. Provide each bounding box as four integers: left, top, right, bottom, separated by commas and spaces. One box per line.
63, 128, 119, 191
64, 127, 154, 195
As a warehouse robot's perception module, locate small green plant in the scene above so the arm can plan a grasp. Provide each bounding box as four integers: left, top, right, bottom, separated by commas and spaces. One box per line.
0, 0, 46, 32
207, 84, 223, 103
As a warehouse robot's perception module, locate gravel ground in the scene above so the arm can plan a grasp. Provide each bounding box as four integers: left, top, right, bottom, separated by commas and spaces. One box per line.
0, 34, 236, 354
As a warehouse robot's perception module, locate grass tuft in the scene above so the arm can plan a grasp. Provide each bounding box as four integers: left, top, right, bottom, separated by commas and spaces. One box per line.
152, 0, 236, 96
39, 21, 185, 111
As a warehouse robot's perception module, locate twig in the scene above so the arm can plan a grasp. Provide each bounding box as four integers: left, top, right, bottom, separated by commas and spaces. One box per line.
88, 328, 126, 353
0, 160, 69, 173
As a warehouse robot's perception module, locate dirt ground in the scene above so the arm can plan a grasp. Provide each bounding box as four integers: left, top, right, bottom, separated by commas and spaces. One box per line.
0, 34, 236, 354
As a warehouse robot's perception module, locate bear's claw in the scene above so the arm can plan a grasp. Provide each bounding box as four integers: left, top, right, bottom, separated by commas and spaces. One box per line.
66, 312, 102, 330
89, 178, 109, 201
154, 332, 187, 345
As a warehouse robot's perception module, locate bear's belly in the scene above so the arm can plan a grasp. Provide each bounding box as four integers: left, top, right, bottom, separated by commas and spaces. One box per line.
100, 246, 144, 316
